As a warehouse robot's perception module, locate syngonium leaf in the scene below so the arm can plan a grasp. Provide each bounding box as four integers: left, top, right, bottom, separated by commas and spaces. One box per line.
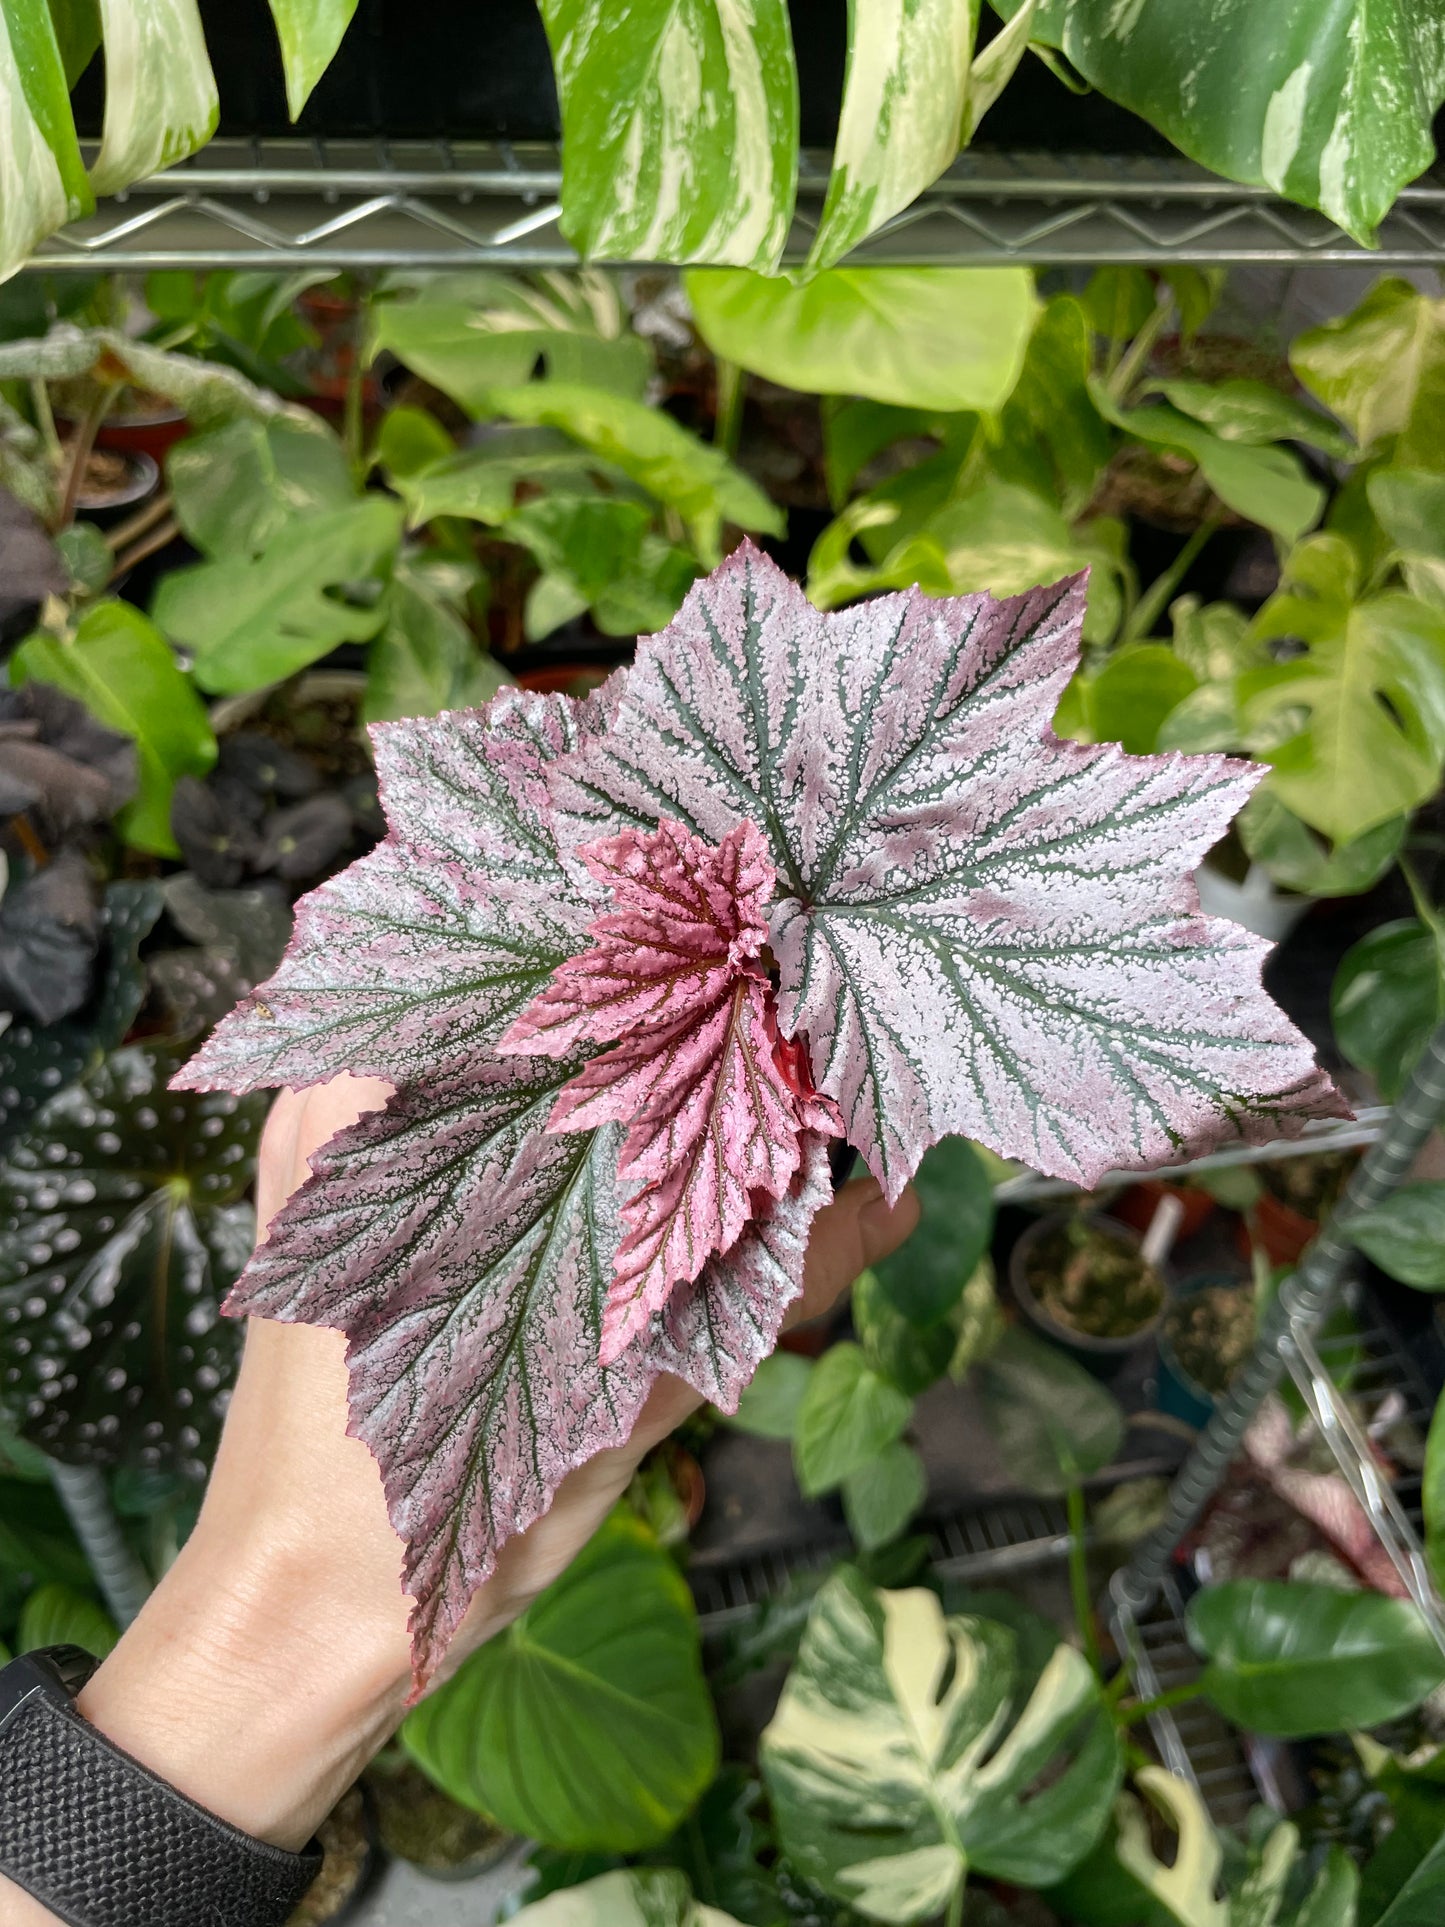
557, 542, 1345, 1200
761, 1569, 1122, 1922
176, 688, 835, 1683
501, 817, 839, 1360
180, 550, 1344, 1683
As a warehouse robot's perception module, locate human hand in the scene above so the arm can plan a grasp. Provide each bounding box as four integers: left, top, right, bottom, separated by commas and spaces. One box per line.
4, 1073, 916, 1918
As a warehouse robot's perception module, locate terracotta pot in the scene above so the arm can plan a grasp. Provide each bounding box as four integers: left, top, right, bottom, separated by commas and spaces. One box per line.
1113, 1178, 1215, 1242
60, 405, 190, 466
666, 1442, 707, 1532
1237, 1193, 1317, 1267
95, 406, 189, 463
516, 664, 614, 698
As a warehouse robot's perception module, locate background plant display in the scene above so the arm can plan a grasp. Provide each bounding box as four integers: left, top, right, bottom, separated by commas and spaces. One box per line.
0, 256, 1444, 1927
4, 1, 1445, 284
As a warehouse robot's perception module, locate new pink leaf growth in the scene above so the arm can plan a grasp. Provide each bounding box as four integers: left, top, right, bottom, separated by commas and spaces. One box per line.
501, 819, 840, 1360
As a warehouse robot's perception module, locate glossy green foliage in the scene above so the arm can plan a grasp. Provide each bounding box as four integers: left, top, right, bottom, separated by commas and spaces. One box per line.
403, 1512, 718, 1852
791, 1342, 912, 1498
1346, 1183, 1445, 1288
871, 1137, 994, 1327
686, 267, 1038, 413
16, 1579, 116, 1658
1188, 1581, 1445, 1738
1332, 920, 1443, 1100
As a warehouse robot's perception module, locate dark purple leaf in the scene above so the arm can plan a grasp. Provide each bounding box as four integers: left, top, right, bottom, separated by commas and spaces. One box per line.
255, 792, 354, 881
0, 852, 102, 1026
169, 775, 262, 889
0, 684, 136, 837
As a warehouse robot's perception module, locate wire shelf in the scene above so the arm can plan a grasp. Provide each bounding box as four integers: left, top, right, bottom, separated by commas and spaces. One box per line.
1112, 1297, 1445, 1823
26, 142, 1445, 272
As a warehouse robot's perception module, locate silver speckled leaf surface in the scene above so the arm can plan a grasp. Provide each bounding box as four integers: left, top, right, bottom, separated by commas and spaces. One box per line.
176, 551, 1344, 1680
177, 685, 829, 1681
555, 543, 1346, 1197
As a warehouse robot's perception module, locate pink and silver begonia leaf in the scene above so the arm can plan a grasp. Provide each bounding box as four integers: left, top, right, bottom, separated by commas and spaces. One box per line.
175, 690, 605, 1098
553, 542, 1347, 1200
501, 817, 838, 1360
176, 681, 834, 1683
230, 1057, 830, 1681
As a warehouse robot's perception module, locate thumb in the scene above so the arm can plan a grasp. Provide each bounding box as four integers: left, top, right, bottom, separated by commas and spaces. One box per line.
788, 1174, 920, 1329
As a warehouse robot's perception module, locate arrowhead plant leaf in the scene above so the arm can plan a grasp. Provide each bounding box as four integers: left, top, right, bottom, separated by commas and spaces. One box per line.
178, 545, 1343, 1684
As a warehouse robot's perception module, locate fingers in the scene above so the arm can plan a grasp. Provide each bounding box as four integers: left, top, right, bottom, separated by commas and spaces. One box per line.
256, 1075, 394, 1237
791, 1175, 920, 1327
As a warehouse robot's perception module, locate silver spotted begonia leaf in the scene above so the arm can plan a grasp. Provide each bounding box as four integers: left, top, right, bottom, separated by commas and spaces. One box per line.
553, 543, 1347, 1199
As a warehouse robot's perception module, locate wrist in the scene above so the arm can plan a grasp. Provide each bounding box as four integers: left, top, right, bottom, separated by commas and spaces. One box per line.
75, 1501, 412, 1853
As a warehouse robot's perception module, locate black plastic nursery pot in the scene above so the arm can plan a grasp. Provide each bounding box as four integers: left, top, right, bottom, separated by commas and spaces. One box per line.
1009, 1209, 1167, 1380
72, 448, 161, 531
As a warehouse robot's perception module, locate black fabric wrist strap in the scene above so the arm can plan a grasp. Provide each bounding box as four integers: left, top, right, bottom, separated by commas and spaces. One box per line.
0, 1647, 322, 1927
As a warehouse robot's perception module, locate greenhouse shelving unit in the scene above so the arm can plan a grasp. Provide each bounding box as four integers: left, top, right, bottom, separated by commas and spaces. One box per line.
25, 126, 1445, 1834
27, 142, 1445, 272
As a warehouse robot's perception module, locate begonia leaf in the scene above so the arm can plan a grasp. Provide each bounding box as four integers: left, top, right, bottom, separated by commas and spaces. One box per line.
501, 817, 838, 1360
178, 685, 833, 1682
556, 543, 1345, 1199
178, 549, 1344, 1686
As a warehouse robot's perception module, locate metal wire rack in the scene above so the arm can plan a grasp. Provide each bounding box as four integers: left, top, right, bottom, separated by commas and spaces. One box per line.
28, 142, 1445, 272
694, 1288, 1441, 1827
1110, 1299, 1440, 1823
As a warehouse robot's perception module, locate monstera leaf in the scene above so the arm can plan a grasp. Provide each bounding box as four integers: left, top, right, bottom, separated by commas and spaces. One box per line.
180, 549, 1341, 1684
1049, 1766, 1357, 1927
762, 1570, 1121, 1922
0, 1041, 266, 1478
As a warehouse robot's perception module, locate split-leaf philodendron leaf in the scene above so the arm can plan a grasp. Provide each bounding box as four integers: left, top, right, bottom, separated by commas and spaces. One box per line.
179, 544, 1343, 1684
762, 1570, 1123, 1920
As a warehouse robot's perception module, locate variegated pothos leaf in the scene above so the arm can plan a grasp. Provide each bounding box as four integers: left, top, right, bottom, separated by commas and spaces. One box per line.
807, 0, 979, 273
554, 543, 1346, 1199
0, 0, 93, 283
90, 0, 219, 196
536, 0, 799, 269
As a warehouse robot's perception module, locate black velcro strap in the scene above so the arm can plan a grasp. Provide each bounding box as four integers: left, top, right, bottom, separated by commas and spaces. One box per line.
0, 1690, 321, 1927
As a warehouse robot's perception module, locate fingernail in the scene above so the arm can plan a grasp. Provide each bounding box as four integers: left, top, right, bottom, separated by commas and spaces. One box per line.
858, 1192, 901, 1260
